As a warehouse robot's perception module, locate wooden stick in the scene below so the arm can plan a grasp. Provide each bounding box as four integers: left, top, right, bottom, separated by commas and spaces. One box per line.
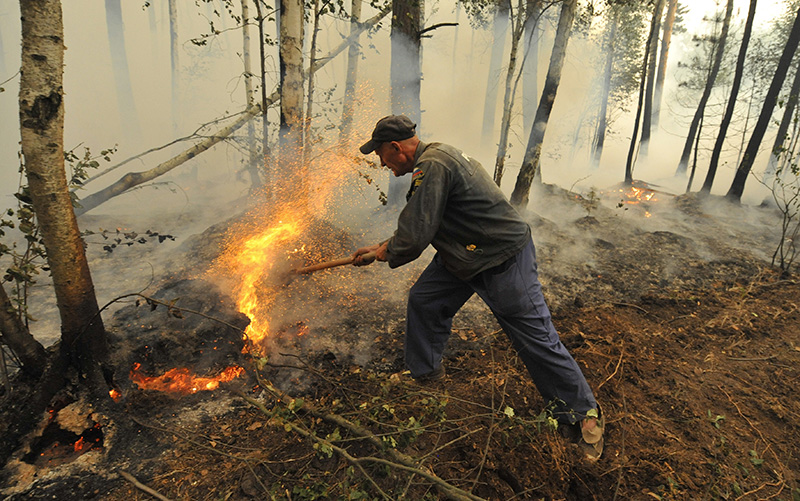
294, 251, 376, 275
119, 470, 173, 501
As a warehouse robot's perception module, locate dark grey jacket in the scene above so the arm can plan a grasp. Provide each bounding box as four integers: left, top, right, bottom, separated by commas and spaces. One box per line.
386, 141, 531, 280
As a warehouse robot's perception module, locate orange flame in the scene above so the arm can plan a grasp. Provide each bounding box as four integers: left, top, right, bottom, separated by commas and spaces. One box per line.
130, 363, 245, 395
222, 218, 305, 353
108, 388, 122, 402
617, 186, 658, 204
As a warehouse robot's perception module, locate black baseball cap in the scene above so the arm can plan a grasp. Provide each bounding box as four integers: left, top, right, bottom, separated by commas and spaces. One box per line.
359, 115, 417, 154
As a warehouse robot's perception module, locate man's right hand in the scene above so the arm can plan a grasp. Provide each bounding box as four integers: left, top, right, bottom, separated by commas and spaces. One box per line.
352, 241, 388, 266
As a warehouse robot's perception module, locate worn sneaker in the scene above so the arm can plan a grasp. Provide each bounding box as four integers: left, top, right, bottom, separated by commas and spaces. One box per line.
389, 366, 446, 384
558, 407, 605, 461
579, 408, 604, 461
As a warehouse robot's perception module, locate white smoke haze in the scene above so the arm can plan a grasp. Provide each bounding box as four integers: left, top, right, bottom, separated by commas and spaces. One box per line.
0, 0, 794, 350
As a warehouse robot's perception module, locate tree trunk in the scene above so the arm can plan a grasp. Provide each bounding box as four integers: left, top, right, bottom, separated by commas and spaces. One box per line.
687, 113, 703, 192
522, 0, 541, 135
763, 60, 800, 183
0, 282, 46, 378
104, 0, 140, 140
279, 0, 306, 201
481, 1, 510, 149
340, 0, 363, 145
168, 0, 180, 131
494, 0, 528, 186
305, 0, 322, 161
242, 0, 262, 189
624, 0, 661, 185
702, 0, 758, 194
676, 0, 734, 177
387, 0, 422, 206
727, 5, 800, 202
253, 0, 272, 193
509, 0, 576, 208
639, 0, 666, 156
19, 0, 108, 381
652, 0, 678, 128
591, 7, 619, 168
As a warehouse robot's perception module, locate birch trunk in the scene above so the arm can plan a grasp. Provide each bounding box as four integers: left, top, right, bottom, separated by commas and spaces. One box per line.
279, 0, 306, 201
340, 0, 363, 145
522, 0, 541, 134
242, 0, 262, 189
105, 0, 140, 139
19, 0, 108, 379
510, 0, 576, 208
676, 0, 734, 176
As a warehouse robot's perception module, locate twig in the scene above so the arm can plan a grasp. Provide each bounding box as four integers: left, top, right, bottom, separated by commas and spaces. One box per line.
118, 470, 173, 501
419, 22, 459, 37
726, 355, 778, 361
612, 302, 649, 314
597, 345, 624, 390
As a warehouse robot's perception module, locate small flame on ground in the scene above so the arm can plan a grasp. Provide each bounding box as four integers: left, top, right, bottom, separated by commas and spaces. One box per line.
130, 363, 245, 395
617, 186, 658, 204
109, 388, 122, 401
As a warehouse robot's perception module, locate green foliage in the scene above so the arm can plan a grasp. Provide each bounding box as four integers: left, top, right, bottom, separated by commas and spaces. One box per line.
707, 409, 726, 429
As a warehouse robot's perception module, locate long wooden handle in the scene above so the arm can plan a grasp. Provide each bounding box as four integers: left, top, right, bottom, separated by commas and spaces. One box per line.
294, 251, 377, 275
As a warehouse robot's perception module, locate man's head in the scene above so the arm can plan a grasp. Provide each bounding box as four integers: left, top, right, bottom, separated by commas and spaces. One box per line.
360, 115, 420, 177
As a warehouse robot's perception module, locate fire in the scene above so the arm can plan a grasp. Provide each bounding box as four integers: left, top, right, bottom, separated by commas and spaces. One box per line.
130, 363, 245, 395
109, 388, 122, 401
219, 217, 306, 354
616, 186, 658, 205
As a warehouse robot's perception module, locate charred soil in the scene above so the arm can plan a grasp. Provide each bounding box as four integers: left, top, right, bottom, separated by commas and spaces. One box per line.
1, 188, 799, 500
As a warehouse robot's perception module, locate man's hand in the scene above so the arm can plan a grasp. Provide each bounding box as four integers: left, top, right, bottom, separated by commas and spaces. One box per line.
352, 241, 389, 266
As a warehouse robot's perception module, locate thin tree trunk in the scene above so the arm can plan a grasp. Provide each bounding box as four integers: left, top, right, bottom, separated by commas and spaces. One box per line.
591, 7, 618, 168
169, 0, 180, 131
340, 0, 363, 145
494, 0, 526, 186
388, 0, 422, 206
764, 60, 800, 183
652, 0, 678, 128
639, 0, 666, 156
481, 1, 510, 149
625, 0, 661, 185
19, 0, 108, 381
727, 5, 800, 202
676, 0, 734, 176
105, 0, 140, 140
0, 282, 46, 378
304, 0, 322, 163
702, 0, 758, 194
279, 0, 306, 201
522, 0, 540, 134
510, 0, 576, 208
242, 0, 262, 189
687, 113, 703, 192
254, 0, 272, 193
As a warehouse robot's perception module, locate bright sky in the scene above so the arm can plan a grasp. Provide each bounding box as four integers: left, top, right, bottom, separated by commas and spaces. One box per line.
683, 0, 790, 31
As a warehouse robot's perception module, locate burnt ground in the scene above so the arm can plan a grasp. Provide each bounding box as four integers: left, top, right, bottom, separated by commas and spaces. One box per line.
1, 185, 799, 500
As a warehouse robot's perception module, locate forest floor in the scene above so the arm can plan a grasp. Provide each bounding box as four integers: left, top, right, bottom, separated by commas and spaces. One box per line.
1, 183, 799, 501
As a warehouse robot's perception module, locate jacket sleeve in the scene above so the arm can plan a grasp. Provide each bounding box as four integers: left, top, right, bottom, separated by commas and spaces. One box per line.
386, 160, 450, 268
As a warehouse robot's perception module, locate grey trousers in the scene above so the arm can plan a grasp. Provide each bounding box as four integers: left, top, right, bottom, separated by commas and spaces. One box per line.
405, 239, 597, 424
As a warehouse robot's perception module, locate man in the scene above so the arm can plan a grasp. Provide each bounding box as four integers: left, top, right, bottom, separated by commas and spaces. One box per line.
352, 115, 604, 460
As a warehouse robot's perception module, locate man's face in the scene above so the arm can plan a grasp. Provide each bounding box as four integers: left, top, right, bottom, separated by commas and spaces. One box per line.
376, 142, 413, 177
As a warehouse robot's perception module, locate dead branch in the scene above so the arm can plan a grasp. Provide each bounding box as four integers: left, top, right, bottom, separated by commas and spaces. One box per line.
419, 22, 459, 37
237, 385, 486, 501
119, 470, 173, 501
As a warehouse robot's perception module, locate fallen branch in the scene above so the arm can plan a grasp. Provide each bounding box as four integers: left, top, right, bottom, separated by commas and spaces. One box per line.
237, 383, 486, 501
119, 470, 173, 501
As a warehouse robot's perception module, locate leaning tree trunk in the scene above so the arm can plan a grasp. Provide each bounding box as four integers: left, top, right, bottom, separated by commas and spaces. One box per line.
763, 60, 800, 184
591, 6, 619, 168
494, 0, 527, 187
279, 0, 306, 203
639, 0, 666, 156
0, 282, 46, 378
624, 0, 661, 185
522, 0, 541, 134
652, 0, 678, 128
727, 5, 800, 202
702, 0, 758, 194
339, 0, 363, 146
19, 0, 109, 380
481, 1, 510, 149
105, 0, 140, 140
510, 0, 576, 208
387, 0, 422, 206
676, 0, 734, 176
